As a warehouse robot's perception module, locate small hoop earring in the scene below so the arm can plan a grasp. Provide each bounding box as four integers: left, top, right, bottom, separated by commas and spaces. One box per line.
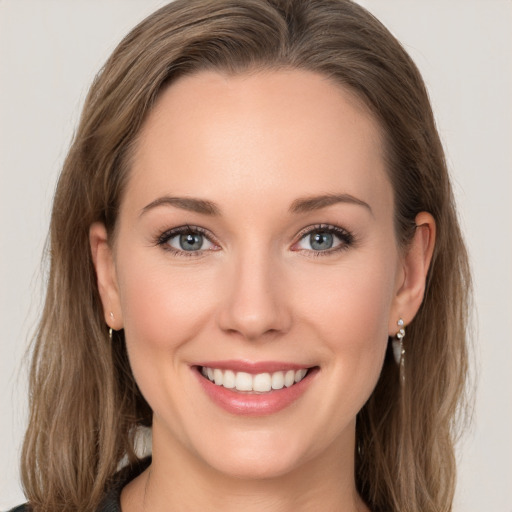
391, 318, 405, 383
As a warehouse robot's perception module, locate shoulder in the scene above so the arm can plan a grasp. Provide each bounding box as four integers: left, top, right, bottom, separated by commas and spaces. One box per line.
6, 457, 151, 512
97, 456, 152, 512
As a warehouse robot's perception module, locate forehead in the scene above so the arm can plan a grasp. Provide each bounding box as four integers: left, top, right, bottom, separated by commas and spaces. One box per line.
126, 69, 391, 217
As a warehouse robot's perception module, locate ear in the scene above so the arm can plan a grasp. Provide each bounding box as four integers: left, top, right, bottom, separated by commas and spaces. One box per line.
89, 222, 123, 330
389, 212, 436, 335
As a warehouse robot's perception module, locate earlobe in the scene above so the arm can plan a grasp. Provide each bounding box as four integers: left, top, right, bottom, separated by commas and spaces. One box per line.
389, 212, 436, 334
89, 222, 123, 330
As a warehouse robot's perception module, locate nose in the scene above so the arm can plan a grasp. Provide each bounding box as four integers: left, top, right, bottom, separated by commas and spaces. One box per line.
217, 250, 292, 341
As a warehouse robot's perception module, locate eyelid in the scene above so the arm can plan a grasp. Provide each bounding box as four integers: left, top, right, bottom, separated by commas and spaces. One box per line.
154, 223, 354, 256
291, 224, 354, 254
155, 225, 220, 256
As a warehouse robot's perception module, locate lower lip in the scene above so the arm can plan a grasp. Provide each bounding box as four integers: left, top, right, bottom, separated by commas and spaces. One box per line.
194, 367, 318, 416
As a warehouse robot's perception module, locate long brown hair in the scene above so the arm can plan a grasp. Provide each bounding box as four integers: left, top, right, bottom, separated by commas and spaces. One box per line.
21, 1, 471, 510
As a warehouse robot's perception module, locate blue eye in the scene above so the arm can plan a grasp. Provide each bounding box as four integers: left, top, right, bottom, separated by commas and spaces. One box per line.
309, 231, 334, 251
175, 232, 205, 251
295, 225, 353, 253
157, 227, 217, 254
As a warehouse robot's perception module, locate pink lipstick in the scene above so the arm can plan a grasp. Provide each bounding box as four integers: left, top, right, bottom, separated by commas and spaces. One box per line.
193, 361, 318, 416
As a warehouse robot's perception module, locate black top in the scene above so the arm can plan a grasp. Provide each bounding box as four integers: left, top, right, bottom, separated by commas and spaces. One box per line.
8, 457, 151, 512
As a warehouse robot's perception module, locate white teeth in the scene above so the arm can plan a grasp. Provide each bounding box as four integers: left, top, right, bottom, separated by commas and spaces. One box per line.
235, 372, 253, 391
295, 368, 307, 383
284, 370, 295, 387
271, 371, 284, 390
201, 366, 310, 392
213, 368, 223, 386
253, 373, 272, 392
223, 369, 236, 389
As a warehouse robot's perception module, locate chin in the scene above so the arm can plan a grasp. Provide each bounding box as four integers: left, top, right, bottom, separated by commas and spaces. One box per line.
187, 423, 324, 481
206, 445, 305, 481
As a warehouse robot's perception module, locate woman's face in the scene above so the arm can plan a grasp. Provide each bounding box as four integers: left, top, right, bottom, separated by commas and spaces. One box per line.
96, 70, 408, 479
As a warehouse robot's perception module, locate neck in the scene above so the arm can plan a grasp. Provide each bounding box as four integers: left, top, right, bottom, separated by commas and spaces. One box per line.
122, 421, 368, 512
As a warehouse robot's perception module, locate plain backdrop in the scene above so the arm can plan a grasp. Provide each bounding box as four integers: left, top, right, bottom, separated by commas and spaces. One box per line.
1, 1, 511, 510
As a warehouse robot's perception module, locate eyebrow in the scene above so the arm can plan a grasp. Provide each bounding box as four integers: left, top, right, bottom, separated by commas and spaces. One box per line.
140, 192, 372, 218
289, 193, 373, 216
140, 196, 221, 216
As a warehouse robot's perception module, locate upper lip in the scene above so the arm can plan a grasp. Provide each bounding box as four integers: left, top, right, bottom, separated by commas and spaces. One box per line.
195, 360, 314, 374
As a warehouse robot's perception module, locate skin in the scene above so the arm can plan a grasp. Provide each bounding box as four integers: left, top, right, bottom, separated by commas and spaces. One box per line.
90, 69, 435, 512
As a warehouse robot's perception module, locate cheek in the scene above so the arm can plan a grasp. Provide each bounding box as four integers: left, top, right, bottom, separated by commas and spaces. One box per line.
114, 255, 221, 423
295, 250, 397, 381
301, 255, 395, 329
117, 257, 218, 350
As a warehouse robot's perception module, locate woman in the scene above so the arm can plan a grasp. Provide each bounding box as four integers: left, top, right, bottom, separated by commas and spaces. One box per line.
13, 0, 470, 511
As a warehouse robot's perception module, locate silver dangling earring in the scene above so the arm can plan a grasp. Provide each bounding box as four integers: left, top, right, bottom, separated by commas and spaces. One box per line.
392, 318, 405, 383
109, 312, 114, 341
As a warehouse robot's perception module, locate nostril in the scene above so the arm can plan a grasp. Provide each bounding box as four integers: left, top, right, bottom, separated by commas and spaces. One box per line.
216, 269, 292, 340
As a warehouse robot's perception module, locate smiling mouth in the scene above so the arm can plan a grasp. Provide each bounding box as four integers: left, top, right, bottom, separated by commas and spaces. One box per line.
199, 366, 311, 393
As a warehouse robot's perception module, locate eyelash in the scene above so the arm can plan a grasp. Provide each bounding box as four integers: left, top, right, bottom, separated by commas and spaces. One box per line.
155, 225, 218, 257
292, 224, 355, 257
154, 224, 355, 257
